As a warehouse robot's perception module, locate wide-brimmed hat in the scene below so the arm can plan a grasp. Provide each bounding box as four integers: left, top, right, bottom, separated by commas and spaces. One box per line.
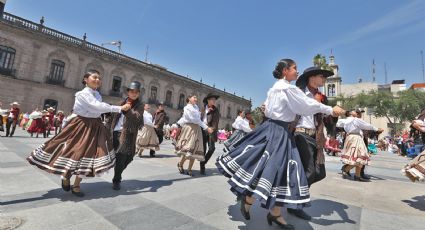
47, 107, 55, 111
10, 102, 20, 106
126, 81, 142, 91
296, 67, 334, 88
57, 110, 64, 114
203, 93, 220, 104
355, 108, 365, 114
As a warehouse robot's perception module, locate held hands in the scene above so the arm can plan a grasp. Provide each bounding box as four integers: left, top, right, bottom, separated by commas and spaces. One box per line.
331, 106, 345, 117
207, 127, 214, 134
377, 128, 384, 133
121, 104, 131, 112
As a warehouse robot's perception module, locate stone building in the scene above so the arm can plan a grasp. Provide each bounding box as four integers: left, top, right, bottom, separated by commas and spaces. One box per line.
0, 12, 251, 129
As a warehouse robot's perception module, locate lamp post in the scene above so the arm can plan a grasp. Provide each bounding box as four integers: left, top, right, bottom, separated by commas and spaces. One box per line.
0, 0, 7, 16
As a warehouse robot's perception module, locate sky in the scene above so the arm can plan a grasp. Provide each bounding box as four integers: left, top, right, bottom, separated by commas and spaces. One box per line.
4, 0, 425, 107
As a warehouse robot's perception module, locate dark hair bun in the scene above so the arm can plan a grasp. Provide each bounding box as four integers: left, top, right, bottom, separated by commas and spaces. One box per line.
272, 69, 281, 79
273, 59, 296, 79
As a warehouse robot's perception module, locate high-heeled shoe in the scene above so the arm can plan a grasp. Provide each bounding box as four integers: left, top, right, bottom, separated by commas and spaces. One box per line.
71, 186, 85, 197
354, 175, 369, 182
267, 213, 295, 229
186, 170, 193, 177
61, 178, 71, 192
177, 163, 185, 174
240, 196, 253, 220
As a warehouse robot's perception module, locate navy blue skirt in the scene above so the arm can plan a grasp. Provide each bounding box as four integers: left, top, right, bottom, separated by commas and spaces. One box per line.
223, 129, 247, 152
216, 119, 310, 210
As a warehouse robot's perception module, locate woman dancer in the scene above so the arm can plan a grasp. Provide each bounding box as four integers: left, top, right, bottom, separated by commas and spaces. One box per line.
175, 94, 213, 176
27, 70, 130, 197
216, 59, 344, 229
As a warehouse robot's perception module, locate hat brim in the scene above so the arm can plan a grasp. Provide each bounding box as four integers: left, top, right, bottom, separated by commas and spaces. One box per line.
203, 95, 220, 104
295, 69, 334, 87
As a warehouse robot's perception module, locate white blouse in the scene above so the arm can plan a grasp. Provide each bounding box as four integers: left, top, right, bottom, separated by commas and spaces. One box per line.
177, 104, 208, 130
73, 87, 121, 118
232, 116, 252, 133
264, 79, 333, 122
143, 110, 154, 127
296, 88, 317, 129
336, 117, 378, 136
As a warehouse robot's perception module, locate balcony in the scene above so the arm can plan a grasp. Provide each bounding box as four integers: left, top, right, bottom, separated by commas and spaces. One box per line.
45, 76, 65, 86
0, 67, 16, 78
109, 90, 122, 98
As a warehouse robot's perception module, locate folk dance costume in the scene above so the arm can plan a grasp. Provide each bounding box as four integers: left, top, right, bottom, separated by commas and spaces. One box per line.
150, 105, 167, 157
337, 116, 378, 181
216, 79, 334, 209
175, 104, 206, 161
27, 111, 45, 138
402, 118, 425, 182
53, 111, 65, 135
5, 102, 20, 137
106, 81, 144, 190
200, 93, 220, 175
136, 110, 160, 156
27, 86, 122, 178
223, 115, 252, 152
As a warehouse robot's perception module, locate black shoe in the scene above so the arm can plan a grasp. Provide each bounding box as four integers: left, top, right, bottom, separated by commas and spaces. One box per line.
177, 163, 185, 174
150, 152, 155, 158
360, 173, 371, 180
354, 175, 369, 182
200, 165, 206, 175
341, 165, 351, 177
240, 196, 252, 220
61, 179, 71, 192
112, 182, 121, 190
71, 186, 85, 197
186, 170, 193, 177
287, 208, 311, 220
267, 213, 295, 229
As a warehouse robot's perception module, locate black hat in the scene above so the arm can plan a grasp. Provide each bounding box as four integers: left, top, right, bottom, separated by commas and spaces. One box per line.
127, 81, 142, 91
295, 66, 334, 88
244, 109, 251, 115
203, 93, 220, 104
355, 108, 365, 114
157, 101, 164, 106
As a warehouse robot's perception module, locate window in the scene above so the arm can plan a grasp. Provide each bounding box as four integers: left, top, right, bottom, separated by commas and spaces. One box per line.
178, 93, 185, 109
227, 106, 231, 119
165, 90, 172, 107
217, 104, 221, 114
327, 84, 336, 97
43, 99, 58, 111
48, 60, 65, 84
150, 86, 158, 100
0, 45, 16, 76
112, 76, 122, 92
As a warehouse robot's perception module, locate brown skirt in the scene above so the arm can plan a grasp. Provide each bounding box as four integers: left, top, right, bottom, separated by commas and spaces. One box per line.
340, 134, 370, 166
27, 116, 115, 178
175, 123, 204, 161
136, 125, 160, 153
401, 151, 425, 182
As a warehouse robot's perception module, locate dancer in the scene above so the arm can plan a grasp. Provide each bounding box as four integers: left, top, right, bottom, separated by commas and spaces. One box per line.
136, 104, 160, 157
27, 70, 130, 197
5, 102, 20, 137
176, 94, 213, 176
150, 102, 167, 157
200, 93, 220, 175
338, 109, 383, 181
223, 110, 252, 152
216, 59, 344, 229
107, 81, 144, 190
288, 66, 335, 220
54, 110, 65, 135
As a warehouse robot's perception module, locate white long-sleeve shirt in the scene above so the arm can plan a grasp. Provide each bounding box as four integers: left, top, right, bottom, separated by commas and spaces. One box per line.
232, 116, 252, 133
264, 79, 333, 122
336, 117, 377, 136
143, 110, 154, 127
296, 88, 317, 129
73, 87, 121, 118
177, 104, 208, 130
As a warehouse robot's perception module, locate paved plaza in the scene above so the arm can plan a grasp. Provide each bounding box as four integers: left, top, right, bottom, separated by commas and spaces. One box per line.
1, 129, 425, 230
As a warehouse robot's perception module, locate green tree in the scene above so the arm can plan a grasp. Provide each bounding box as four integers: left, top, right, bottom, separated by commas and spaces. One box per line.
313, 54, 332, 71
250, 106, 264, 126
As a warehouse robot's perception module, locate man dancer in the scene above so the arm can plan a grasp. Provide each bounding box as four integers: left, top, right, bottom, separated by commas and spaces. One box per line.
107, 81, 144, 190
6, 102, 20, 137
289, 66, 337, 220
200, 93, 220, 175
150, 102, 167, 157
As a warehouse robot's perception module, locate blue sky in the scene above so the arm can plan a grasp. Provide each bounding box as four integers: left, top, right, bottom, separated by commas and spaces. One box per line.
5, 0, 425, 107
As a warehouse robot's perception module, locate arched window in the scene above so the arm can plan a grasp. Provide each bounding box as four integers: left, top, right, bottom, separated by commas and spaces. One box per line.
178, 93, 185, 109
0, 45, 16, 77
165, 90, 173, 107
43, 99, 58, 111
217, 104, 221, 115
227, 106, 232, 119
110, 76, 122, 97
47, 59, 65, 85
148, 86, 158, 104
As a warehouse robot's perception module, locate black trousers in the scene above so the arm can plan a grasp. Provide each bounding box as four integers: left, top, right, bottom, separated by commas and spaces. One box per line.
200, 130, 216, 169
6, 118, 17, 137
294, 132, 319, 187
112, 131, 135, 183
150, 129, 164, 155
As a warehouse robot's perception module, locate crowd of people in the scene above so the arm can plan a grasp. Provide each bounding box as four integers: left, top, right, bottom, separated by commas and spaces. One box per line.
1, 58, 424, 229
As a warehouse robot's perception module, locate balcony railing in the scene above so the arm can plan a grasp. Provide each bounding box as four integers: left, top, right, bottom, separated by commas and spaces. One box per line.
45, 76, 65, 86
0, 67, 16, 78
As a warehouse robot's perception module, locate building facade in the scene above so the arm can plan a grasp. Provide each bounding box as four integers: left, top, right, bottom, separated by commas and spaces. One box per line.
0, 12, 251, 129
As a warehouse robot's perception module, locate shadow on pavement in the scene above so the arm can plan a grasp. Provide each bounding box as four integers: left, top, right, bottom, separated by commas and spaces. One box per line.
402, 195, 425, 211
225, 198, 356, 229
1, 177, 192, 205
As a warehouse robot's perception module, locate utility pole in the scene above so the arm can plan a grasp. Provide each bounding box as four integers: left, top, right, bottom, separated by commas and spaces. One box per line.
421, 50, 425, 82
